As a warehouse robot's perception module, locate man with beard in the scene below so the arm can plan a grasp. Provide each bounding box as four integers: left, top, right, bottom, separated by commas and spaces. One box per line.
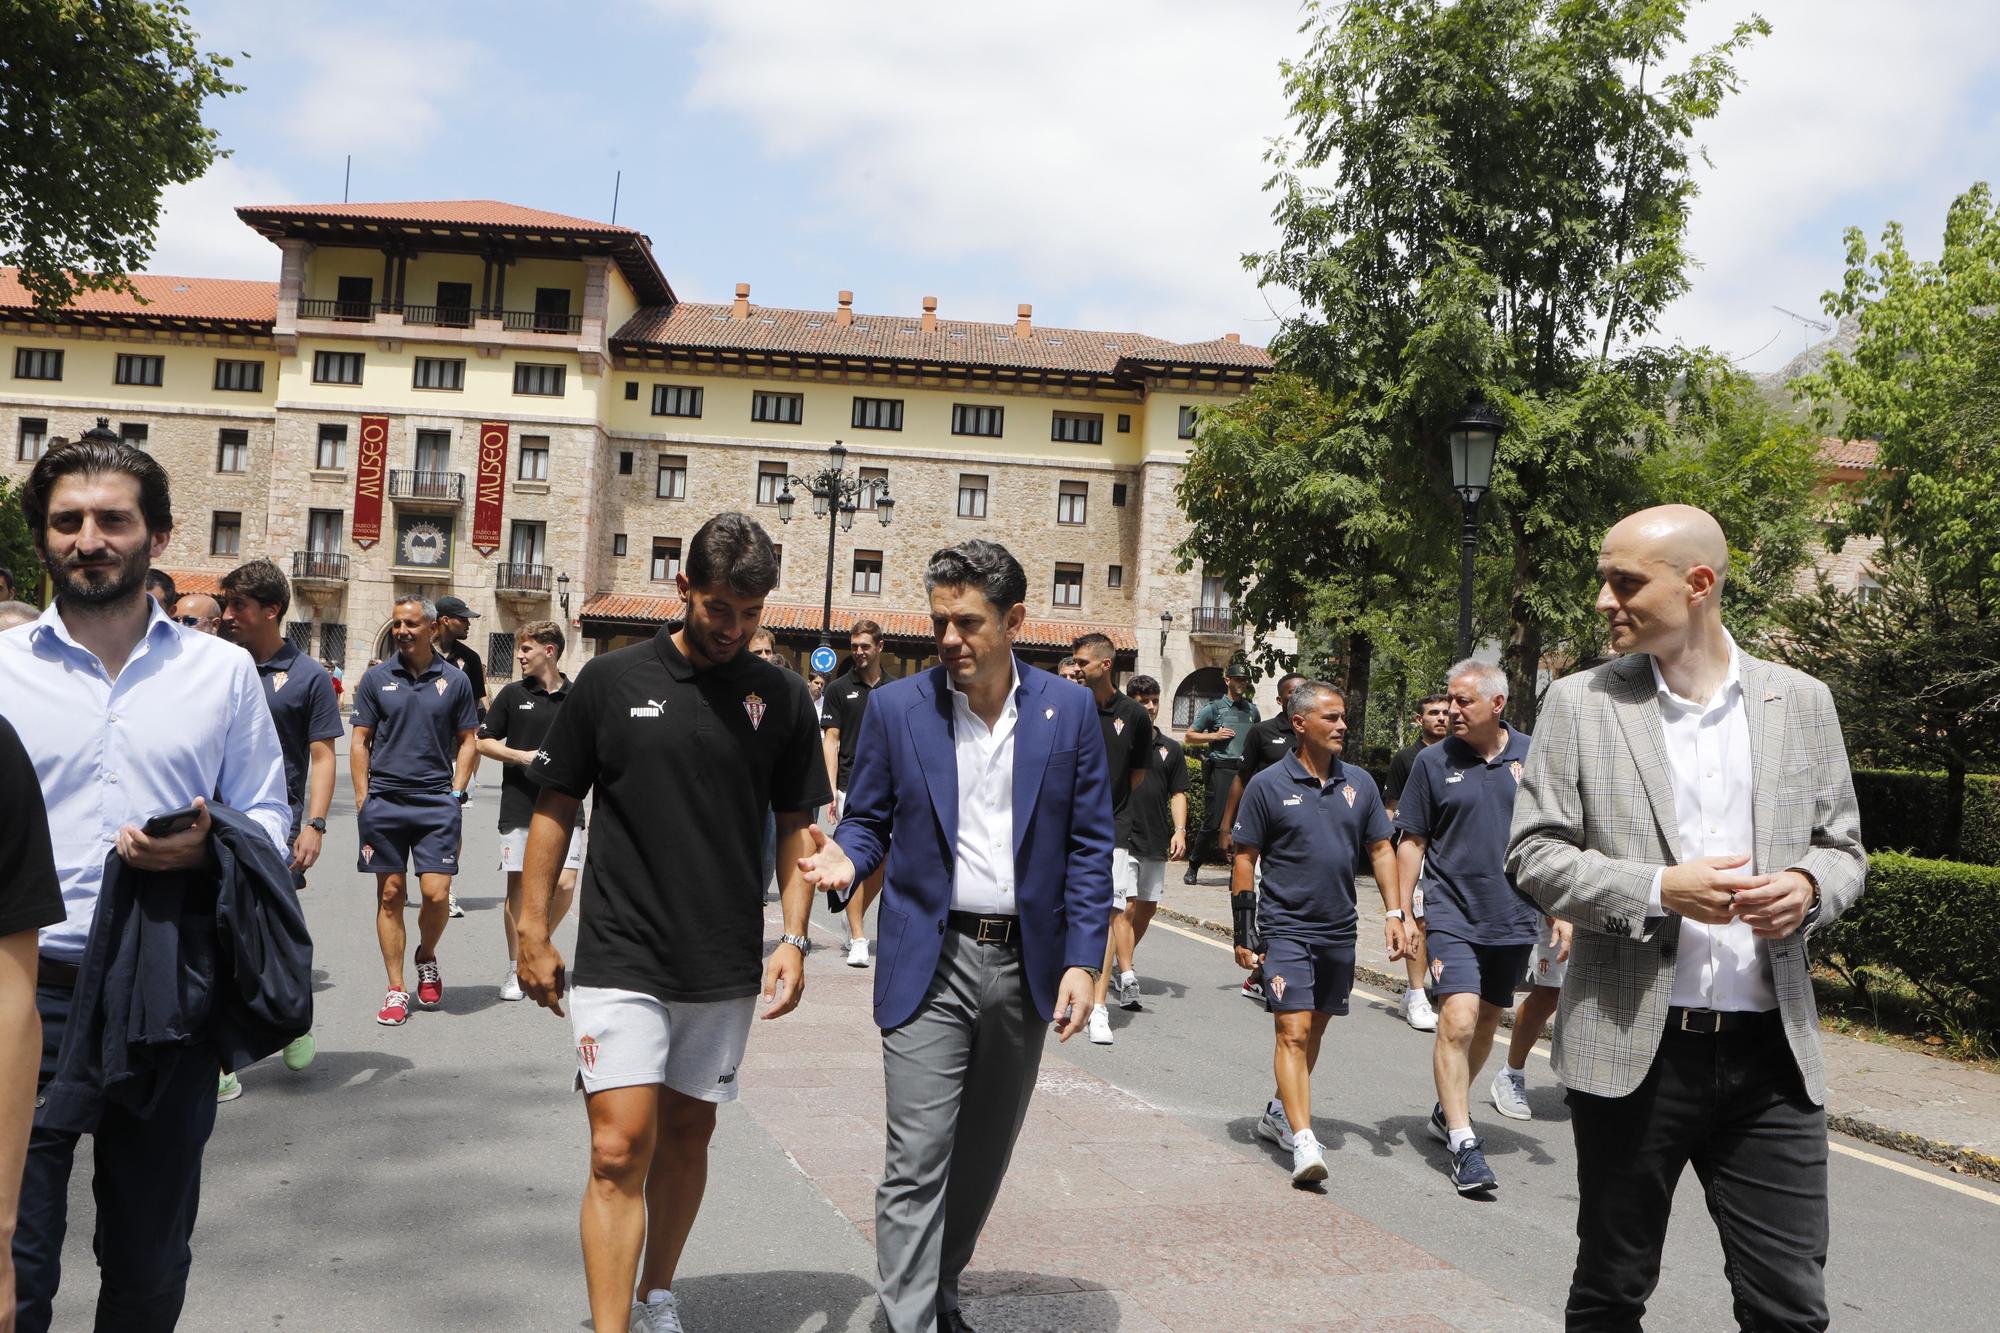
0, 434, 290, 1332
516, 512, 828, 1333
351, 597, 480, 1027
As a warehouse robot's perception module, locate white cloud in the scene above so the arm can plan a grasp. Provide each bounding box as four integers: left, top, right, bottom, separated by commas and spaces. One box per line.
146, 159, 296, 279
279, 28, 484, 162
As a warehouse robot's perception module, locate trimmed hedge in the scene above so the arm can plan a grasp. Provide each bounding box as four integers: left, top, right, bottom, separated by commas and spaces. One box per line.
1817, 851, 2000, 1032
1852, 769, 2000, 867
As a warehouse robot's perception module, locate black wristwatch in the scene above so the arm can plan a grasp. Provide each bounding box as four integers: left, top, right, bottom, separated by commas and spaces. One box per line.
307, 817, 327, 833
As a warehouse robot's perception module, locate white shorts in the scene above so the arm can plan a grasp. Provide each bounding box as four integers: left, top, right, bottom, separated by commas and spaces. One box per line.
1111, 849, 1168, 908
1526, 928, 1568, 989
498, 824, 585, 872
568, 986, 757, 1101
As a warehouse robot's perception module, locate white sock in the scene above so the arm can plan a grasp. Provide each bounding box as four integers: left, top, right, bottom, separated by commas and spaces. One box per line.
1293, 1127, 1317, 1149
1505, 1063, 1526, 1078
644, 1288, 673, 1306
1119, 969, 1138, 987
1448, 1126, 1477, 1152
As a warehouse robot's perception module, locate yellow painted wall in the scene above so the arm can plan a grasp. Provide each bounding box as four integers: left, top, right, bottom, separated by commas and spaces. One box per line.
302, 247, 584, 315
605, 268, 640, 336
400, 252, 487, 306
280, 339, 601, 416
302, 246, 391, 302
1, 334, 277, 411
501, 257, 582, 314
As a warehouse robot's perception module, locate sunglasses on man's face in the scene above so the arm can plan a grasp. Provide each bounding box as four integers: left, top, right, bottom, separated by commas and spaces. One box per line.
176, 615, 213, 627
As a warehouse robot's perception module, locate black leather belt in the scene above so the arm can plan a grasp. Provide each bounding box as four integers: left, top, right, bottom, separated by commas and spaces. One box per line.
1668, 1005, 1777, 1035
37, 957, 81, 991
947, 911, 1019, 945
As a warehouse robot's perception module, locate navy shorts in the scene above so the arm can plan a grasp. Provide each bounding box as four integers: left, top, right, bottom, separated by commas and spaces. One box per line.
1260, 937, 1356, 1016
1426, 934, 1533, 1008
357, 793, 462, 877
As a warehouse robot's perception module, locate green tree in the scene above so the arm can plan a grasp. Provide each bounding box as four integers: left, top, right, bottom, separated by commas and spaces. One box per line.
0, 0, 239, 315
1230, 0, 1766, 730
0, 476, 42, 604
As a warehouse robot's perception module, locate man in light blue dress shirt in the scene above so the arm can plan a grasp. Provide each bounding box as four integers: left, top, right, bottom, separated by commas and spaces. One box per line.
0, 430, 289, 1333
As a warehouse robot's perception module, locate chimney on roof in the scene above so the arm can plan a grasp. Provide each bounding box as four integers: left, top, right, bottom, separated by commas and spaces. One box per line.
732, 282, 750, 320
1015, 303, 1033, 340
1223, 332, 1241, 344
921, 295, 938, 333
836, 291, 854, 328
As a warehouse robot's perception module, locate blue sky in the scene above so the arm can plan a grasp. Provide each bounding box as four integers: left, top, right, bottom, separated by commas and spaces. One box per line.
152, 1, 2000, 372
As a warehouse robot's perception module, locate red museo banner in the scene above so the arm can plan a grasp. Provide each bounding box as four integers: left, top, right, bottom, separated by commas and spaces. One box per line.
471, 421, 508, 555
352, 415, 388, 548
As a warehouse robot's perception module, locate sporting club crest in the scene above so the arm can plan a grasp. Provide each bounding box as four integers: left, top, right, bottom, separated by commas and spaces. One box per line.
743, 691, 766, 730
270, 671, 289, 692
434, 678, 448, 695
1113, 717, 1126, 735
1509, 760, 1523, 785
1268, 974, 1287, 1001
1342, 783, 1356, 807
577, 1034, 598, 1072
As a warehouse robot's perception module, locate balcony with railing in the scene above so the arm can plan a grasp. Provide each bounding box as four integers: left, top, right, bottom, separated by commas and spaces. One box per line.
388, 469, 466, 504
295, 299, 581, 336
495, 562, 554, 596
1188, 604, 1241, 640
291, 550, 350, 584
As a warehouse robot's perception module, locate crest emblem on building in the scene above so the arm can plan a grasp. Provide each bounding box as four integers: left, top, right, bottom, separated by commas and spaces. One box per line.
743, 691, 766, 730
577, 1035, 598, 1072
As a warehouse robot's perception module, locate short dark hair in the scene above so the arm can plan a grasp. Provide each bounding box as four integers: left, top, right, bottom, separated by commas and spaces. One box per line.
849, 618, 883, 643
220, 557, 290, 617
924, 539, 1025, 612
20, 438, 173, 544
1071, 631, 1114, 660
685, 511, 779, 597
1276, 672, 1306, 697
145, 568, 178, 609
1417, 692, 1449, 712
1126, 674, 1160, 698
520, 618, 565, 656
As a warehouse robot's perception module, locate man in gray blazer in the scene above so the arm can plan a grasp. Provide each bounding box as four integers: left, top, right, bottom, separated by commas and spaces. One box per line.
1507, 504, 1866, 1332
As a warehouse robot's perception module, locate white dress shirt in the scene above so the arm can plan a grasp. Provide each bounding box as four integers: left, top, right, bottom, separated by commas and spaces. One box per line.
947, 660, 1022, 915
1645, 640, 1777, 1012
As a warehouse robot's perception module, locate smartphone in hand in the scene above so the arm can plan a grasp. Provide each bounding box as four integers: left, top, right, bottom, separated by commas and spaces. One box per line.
142, 804, 201, 837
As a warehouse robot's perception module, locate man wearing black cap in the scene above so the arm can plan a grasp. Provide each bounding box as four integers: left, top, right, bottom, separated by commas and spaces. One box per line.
432, 595, 487, 919
1184, 657, 1259, 883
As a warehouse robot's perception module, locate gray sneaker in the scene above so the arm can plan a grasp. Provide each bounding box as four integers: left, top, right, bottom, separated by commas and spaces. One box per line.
630, 1290, 685, 1332
1256, 1099, 1296, 1151
1115, 971, 1142, 1010
1490, 1067, 1531, 1120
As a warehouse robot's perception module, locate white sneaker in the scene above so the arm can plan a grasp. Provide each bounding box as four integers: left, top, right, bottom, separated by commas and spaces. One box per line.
1290, 1128, 1329, 1184
1490, 1067, 1531, 1120
630, 1289, 685, 1333
499, 967, 523, 1002
1087, 1004, 1114, 1045
1256, 1098, 1296, 1151
1403, 987, 1439, 1032
1116, 970, 1142, 1010
447, 893, 465, 919
845, 938, 870, 968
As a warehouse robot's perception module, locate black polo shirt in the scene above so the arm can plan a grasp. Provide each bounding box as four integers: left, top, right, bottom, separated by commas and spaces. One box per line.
353, 653, 480, 797
479, 673, 576, 832
254, 642, 344, 828
1237, 712, 1296, 787
532, 629, 831, 1003
1128, 733, 1190, 862
1094, 690, 1154, 848
0, 715, 64, 940
1385, 739, 1432, 806
821, 669, 879, 790
436, 636, 488, 717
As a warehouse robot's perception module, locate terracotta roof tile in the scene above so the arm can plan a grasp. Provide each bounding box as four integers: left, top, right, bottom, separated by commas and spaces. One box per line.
0, 270, 276, 323
1817, 436, 1879, 469
234, 199, 639, 235
157, 567, 225, 598
579, 593, 1136, 653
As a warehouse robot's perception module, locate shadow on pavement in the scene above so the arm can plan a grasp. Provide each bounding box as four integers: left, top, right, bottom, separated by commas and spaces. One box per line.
959, 1274, 1130, 1332
231, 1046, 416, 1095
658, 1269, 884, 1332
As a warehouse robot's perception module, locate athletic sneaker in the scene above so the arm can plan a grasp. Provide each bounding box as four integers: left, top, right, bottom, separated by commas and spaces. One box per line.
1490, 1067, 1531, 1120
1256, 1098, 1296, 1151
282, 1032, 317, 1071
1240, 976, 1265, 1002
447, 893, 465, 919
414, 959, 444, 1009
499, 966, 524, 1002
1428, 1102, 1449, 1144
1116, 970, 1142, 1010
1451, 1137, 1499, 1195
1087, 1004, 1114, 1045
377, 989, 411, 1026
846, 938, 870, 968
1291, 1129, 1329, 1184
630, 1289, 684, 1332
216, 1071, 243, 1102
1403, 987, 1439, 1032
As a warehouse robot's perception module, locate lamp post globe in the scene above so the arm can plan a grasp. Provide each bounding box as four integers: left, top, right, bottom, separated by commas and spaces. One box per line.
1447, 394, 1506, 659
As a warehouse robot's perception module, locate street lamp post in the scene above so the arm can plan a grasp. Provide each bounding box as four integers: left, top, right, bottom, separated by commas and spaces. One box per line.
1446, 396, 1505, 661
776, 440, 894, 652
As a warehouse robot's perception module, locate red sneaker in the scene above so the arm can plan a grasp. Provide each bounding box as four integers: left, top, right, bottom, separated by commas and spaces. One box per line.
376, 989, 411, 1026
414, 959, 443, 1009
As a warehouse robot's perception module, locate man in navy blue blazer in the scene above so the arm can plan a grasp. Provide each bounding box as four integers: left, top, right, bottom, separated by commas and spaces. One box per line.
801, 538, 1113, 1333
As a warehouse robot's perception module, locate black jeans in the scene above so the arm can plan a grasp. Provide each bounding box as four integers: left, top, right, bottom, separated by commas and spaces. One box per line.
13, 982, 219, 1333
1565, 1015, 1829, 1332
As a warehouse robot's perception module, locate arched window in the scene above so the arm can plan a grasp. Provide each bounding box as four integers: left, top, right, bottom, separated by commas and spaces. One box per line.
1172, 666, 1225, 729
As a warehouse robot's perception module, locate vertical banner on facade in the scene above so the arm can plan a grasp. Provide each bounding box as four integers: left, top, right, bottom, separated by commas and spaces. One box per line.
472, 421, 508, 556
352, 415, 388, 548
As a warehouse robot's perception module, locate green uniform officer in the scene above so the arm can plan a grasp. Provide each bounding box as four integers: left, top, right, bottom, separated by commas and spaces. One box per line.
1183, 658, 1259, 882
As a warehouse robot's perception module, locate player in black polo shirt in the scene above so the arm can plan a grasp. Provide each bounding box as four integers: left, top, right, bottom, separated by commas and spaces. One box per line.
1384, 693, 1452, 1032
1071, 633, 1153, 1047
821, 618, 887, 967
1, 713, 67, 1257
433, 595, 488, 920
512, 513, 830, 1333
477, 619, 586, 1003
1115, 675, 1189, 1007
351, 596, 480, 1027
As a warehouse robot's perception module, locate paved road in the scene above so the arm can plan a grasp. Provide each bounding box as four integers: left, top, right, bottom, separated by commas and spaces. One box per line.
50, 759, 2000, 1329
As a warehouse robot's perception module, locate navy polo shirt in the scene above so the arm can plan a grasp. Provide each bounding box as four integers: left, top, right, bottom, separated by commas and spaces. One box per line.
1232, 751, 1392, 945
1393, 726, 1538, 945
254, 642, 344, 826
353, 652, 480, 798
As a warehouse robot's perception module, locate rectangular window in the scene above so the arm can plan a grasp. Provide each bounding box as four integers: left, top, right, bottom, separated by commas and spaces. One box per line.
487, 632, 517, 682
313, 350, 364, 385
316, 424, 347, 470
216, 428, 248, 473
1200, 574, 1231, 612
1117, 413, 1132, 433
651, 537, 682, 583
1051, 411, 1103, 444
1057, 480, 1088, 526
1053, 563, 1083, 608
533, 287, 572, 333
435, 281, 473, 328
307, 509, 343, 553
1108, 565, 1124, 589
1112, 482, 1128, 507
624, 381, 639, 401
851, 550, 883, 596
17, 417, 47, 462
951, 403, 1003, 437
956, 473, 988, 519
214, 358, 264, 392
856, 466, 887, 511
335, 275, 374, 320
413, 356, 465, 391
612, 533, 628, 557
656, 454, 687, 500
14, 348, 62, 381
518, 436, 549, 482
1178, 405, 1199, 439
652, 384, 703, 417
414, 430, 450, 473
751, 391, 803, 425
114, 354, 165, 387
120, 422, 148, 451
755, 461, 787, 506
210, 511, 242, 557
851, 397, 904, 431
618, 450, 634, 475
513, 363, 565, 396
509, 521, 546, 566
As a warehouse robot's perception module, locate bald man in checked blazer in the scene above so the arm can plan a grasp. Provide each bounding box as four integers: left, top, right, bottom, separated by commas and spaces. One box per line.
1507, 505, 1867, 1332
